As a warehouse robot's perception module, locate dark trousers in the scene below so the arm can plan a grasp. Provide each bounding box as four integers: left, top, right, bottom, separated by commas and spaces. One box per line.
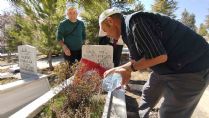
113, 45, 123, 67
63, 49, 81, 64
138, 69, 209, 118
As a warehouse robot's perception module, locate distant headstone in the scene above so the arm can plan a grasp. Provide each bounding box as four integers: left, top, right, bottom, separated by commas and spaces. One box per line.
82, 45, 114, 69
18, 45, 37, 77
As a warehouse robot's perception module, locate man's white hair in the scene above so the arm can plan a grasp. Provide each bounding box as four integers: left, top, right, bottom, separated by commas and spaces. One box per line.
65, 2, 79, 18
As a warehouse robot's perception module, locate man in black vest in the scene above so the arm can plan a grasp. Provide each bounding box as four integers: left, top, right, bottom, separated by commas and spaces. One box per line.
99, 8, 209, 118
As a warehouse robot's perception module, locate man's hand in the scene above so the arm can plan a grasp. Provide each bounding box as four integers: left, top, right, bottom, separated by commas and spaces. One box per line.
104, 67, 117, 78
104, 67, 131, 85
62, 44, 71, 56
114, 67, 131, 85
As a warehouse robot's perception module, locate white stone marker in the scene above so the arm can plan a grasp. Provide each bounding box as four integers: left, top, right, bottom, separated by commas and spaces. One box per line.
0, 45, 50, 117
82, 45, 114, 69
18, 45, 38, 78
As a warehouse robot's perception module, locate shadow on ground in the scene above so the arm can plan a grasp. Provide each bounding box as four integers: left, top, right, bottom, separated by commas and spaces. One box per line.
125, 81, 159, 118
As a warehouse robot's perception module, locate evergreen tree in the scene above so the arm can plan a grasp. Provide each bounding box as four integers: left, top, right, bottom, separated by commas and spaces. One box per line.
108, 0, 134, 7
205, 9, 209, 40
0, 12, 15, 62
0, 13, 13, 53
152, 0, 178, 18
79, 0, 109, 44
134, 1, 145, 12
198, 23, 208, 36
120, 1, 144, 14
205, 9, 209, 29
8, 0, 66, 70
180, 9, 196, 31
68, 0, 143, 44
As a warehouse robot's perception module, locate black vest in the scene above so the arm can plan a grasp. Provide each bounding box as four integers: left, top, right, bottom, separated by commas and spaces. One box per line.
122, 12, 209, 74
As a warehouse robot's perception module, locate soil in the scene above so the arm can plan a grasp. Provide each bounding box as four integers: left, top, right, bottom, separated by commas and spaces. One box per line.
126, 71, 159, 118
125, 87, 159, 118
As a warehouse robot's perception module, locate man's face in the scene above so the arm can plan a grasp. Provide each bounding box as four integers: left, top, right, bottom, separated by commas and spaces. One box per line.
67, 8, 77, 22
101, 17, 121, 40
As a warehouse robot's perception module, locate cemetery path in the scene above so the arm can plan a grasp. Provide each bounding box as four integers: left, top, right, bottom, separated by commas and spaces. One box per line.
0, 55, 64, 71
37, 56, 64, 69
0, 56, 64, 83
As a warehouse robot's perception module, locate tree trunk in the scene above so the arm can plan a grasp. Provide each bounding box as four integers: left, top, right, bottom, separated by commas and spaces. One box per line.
7, 51, 11, 63
48, 51, 54, 71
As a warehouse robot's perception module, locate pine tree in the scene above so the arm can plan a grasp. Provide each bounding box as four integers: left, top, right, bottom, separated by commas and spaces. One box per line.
79, 0, 109, 44
134, 1, 145, 12
198, 23, 208, 36
8, 0, 66, 70
152, 0, 178, 18
69, 0, 143, 44
0, 13, 13, 53
180, 9, 196, 31
205, 9, 209, 29
205, 9, 209, 40
0, 12, 15, 62
119, 1, 144, 14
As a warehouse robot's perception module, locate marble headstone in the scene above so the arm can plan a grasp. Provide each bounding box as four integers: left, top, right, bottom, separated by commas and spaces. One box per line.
82, 45, 114, 69
18, 45, 37, 78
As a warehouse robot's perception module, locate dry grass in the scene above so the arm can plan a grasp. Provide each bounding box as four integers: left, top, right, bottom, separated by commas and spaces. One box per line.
131, 70, 151, 81
0, 77, 17, 85
35, 61, 106, 118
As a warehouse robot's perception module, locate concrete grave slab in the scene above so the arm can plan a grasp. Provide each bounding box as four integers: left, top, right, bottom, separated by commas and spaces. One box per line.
0, 75, 50, 117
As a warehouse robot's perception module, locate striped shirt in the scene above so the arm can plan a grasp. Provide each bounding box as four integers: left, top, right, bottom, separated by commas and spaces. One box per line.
121, 12, 209, 74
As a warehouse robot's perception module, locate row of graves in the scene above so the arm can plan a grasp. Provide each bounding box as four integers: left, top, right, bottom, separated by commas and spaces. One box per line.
0, 45, 128, 118
0, 45, 50, 117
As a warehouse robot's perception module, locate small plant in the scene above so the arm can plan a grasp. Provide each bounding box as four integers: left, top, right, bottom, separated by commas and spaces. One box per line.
36, 61, 105, 118
52, 69, 103, 118
53, 61, 74, 81
49, 61, 77, 87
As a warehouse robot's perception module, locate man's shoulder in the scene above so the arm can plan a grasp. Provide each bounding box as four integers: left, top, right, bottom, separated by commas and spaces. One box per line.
126, 11, 157, 20
124, 12, 145, 24
60, 19, 68, 24
77, 20, 84, 24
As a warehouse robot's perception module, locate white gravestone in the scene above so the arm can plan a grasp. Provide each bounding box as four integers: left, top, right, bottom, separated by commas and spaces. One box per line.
18, 45, 37, 77
0, 45, 50, 117
82, 45, 114, 69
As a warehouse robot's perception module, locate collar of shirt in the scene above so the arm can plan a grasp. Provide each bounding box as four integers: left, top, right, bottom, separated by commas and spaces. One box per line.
121, 15, 128, 45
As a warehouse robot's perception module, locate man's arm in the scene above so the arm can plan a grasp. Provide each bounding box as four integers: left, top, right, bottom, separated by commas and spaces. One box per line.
58, 40, 71, 56
103, 54, 167, 85
58, 40, 65, 46
121, 54, 167, 72
104, 16, 167, 84
56, 22, 71, 56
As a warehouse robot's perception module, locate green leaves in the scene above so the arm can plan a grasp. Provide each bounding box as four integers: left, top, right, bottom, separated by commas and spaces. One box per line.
6, 0, 66, 69
198, 23, 208, 36
8, 0, 65, 54
181, 9, 196, 31
205, 9, 209, 30
152, 0, 178, 18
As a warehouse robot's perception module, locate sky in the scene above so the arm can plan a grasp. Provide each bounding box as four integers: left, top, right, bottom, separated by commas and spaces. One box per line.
141, 0, 209, 27
0, 0, 15, 13
0, 0, 208, 27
